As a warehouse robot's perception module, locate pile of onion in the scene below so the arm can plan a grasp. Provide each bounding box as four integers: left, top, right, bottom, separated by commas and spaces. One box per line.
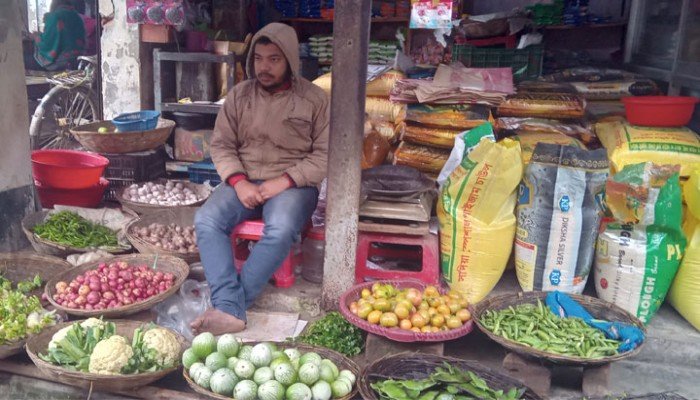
122, 180, 200, 206
131, 223, 197, 253
52, 261, 175, 310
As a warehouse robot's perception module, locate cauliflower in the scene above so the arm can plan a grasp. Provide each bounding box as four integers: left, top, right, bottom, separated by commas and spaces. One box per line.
142, 328, 181, 366
49, 318, 106, 350
88, 335, 133, 375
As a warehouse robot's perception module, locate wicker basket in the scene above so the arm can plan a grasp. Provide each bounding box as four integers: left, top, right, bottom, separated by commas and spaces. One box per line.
21, 210, 133, 258
70, 119, 175, 154
44, 254, 189, 318
338, 280, 474, 343
183, 342, 360, 400
359, 352, 542, 400
471, 291, 646, 366
125, 208, 200, 264
26, 319, 186, 392
117, 179, 211, 215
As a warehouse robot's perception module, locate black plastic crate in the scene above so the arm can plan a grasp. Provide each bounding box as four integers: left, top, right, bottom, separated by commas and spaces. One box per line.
188, 159, 222, 185
104, 178, 135, 202
103, 147, 167, 181
452, 44, 544, 82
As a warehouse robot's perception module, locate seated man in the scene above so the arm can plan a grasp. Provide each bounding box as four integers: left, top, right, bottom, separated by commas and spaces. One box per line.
192, 22, 329, 335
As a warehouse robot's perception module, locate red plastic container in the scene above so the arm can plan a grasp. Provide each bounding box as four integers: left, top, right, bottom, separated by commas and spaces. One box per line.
32, 150, 109, 189
622, 96, 698, 127
35, 178, 109, 209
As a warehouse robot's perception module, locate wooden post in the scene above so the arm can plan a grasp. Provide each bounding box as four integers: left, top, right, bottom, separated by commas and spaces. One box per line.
321, 0, 372, 310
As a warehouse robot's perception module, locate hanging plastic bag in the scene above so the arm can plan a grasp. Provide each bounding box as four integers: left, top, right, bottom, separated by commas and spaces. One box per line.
438, 137, 522, 303
594, 162, 686, 324
154, 279, 211, 341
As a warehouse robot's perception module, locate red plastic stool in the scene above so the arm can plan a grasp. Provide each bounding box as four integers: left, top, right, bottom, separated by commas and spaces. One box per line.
355, 232, 441, 285
230, 219, 302, 288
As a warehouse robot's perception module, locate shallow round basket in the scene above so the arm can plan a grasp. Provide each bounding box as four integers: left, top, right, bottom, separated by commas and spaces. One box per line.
183, 341, 360, 400
125, 208, 200, 264
70, 119, 175, 154
359, 352, 542, 400
26, 319, 186, 392
471, 291, 647, 367
44, 254, 189, 318
117, 179, 211, 215
339, 280, 474, 343
21, 210, 132, 258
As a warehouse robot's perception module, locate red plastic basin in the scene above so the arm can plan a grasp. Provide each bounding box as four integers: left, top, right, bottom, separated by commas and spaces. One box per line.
32, 150, 109, 189
35, 178, 109, 209
622, 96, 698, 127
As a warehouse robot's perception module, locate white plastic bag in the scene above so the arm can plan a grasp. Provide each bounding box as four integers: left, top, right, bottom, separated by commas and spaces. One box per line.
154, 279, 211, 341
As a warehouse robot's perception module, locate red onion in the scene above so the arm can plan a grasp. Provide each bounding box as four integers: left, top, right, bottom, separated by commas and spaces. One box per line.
117, 284, 124, 291
100, 283, 109, 292
86, 291, 100, 305
66, 301, 76, 308
132, 288, 142, 298
102, 291, 115, 300
134, 278, 146, 289
78, 285, 90, 296
107, 271, 118, 281
88, 281, 100, 292
85, 304, 93, 310
75, 295, 86, 305
75, 275, 85, 284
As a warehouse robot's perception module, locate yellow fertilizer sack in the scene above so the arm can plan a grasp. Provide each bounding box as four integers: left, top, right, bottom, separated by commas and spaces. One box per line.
438, 138, 523, 303
514, 132, 584, 165
668, 168, 700, 331
596, 120, 700, 177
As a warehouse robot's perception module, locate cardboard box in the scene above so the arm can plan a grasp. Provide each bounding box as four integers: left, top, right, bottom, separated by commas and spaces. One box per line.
174, 128, 213, 162
140, 24, 173, 43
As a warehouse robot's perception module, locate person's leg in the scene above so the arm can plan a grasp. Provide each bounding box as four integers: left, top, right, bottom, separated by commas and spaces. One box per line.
194, 184, 260, 332
241, 186, 319, 307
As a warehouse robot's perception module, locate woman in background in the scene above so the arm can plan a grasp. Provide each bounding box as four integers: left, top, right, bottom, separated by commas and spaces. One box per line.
28, 0, 86, 71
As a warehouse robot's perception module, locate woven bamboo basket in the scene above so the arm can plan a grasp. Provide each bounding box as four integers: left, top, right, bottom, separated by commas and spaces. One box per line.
359, 352, 542, 400
70, 119, 175, 154
21, 210, 133, 258
339, 280, 474, 343
125, 208, 200, 264
44, 254, 189, 318
0, 252, 73, 358
183, 341, 360, 400
26, 319, 186, 392
117, 179, 211, 215
471, 291, 646, 367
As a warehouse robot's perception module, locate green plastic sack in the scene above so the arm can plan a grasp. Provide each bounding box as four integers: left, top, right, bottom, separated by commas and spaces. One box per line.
668, 168, 700, 331
594, 162, 686, 324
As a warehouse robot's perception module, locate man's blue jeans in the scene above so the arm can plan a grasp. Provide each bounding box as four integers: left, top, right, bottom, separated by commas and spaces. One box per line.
194, 182, 318, 321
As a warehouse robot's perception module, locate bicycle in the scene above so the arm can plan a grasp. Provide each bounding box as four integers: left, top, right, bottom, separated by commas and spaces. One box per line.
29, 55, 99, 150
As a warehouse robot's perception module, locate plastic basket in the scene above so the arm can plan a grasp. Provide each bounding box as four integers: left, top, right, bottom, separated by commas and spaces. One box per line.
188, 159, 222, 185
103, 147, 167, 181
452, 44, 544, 82
112, 110, 161, 132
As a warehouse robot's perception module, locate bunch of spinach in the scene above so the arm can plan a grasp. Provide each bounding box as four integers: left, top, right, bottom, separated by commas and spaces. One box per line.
291, 311, 364, 357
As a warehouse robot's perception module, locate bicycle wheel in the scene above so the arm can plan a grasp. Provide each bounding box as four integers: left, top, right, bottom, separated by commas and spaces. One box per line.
29, 85, 98, 150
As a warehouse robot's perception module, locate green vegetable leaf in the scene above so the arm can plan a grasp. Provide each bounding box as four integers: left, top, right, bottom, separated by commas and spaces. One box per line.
290, 311, 364, 357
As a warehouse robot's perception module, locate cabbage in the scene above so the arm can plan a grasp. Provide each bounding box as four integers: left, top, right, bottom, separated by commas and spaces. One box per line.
217, 333, 241, 358
284, 348, 302, 362
189, 362, 205, 378
227, 356, 239, 370
299, 352, 322, 367
191, 332, 217, 359
286, 382, 312, 400
238, 345, 254, 361
205, 352, 228, 372
210, 368, 239, 396
233, 380, 258, 400
311, 380, 332, 400
234, 359, 256, 379
319, 364, 335, 383
331, 379, 352, 398
193, 366, 213, 390
274, 362, 297, 386
253, 366, 275, 385
338, 370, 356, 385
258, 380, 286, 400
320, 360, 339, 379
298, 363, 320, 386
250, 343, 273, 367
181, 348, 199, 370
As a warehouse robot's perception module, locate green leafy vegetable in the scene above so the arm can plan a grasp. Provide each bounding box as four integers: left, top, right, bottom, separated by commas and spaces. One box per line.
290, 312, 364, 357
41, 320, 116, 372
0, 274, 56, 345
33, 211, 119, 248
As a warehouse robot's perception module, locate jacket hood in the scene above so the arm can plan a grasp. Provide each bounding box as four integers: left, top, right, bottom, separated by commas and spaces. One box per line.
246, 23, 300, 83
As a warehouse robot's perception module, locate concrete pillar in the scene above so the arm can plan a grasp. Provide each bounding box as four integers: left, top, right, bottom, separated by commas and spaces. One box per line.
100, 1, 142, 119
320, 0, 371, 309
0, 1, 39, 251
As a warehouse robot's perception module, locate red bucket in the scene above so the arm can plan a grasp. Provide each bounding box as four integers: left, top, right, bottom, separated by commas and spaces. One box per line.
35, 178, 109, 209
32, 150, 109, 189
622, 96, 698, 127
